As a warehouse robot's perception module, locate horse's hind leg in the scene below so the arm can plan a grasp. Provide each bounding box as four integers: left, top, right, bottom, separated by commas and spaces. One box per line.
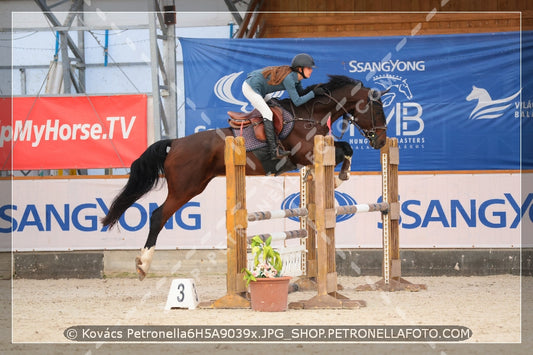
135, 199, 180, 280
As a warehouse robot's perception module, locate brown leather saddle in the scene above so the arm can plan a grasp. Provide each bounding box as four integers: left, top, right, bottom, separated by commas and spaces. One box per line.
227, 106, 284, 141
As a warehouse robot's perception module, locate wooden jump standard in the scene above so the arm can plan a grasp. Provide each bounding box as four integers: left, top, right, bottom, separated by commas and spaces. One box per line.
299, 136, 425, 294
203, 135, 362, 308
201, 135, 424, 309
288, 135, 366, 309
354, 137, 425, 292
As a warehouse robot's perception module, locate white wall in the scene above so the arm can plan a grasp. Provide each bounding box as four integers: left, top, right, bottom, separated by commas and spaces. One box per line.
6, 173, 529, 251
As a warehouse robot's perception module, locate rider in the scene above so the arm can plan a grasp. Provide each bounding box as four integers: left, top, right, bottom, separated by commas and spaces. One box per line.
242, 53, 326, 159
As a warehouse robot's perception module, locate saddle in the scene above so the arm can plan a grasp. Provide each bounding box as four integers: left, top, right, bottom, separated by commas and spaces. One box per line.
227, 106, 284, 141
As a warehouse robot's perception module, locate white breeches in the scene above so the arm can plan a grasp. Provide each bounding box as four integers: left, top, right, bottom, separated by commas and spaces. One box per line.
242, 81, 273, 121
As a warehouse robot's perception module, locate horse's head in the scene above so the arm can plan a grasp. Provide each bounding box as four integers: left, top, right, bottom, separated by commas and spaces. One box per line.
321, 75, 388, 149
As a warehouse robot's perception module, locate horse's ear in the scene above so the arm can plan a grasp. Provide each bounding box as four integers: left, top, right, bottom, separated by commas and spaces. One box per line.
369, 88, 383, 101
369, 88, 392, 102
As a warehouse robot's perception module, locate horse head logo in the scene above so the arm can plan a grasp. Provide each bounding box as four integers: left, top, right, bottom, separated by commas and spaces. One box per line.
466, 86, 521, 120
372, 74, 413, 107
214, 71, 285, 112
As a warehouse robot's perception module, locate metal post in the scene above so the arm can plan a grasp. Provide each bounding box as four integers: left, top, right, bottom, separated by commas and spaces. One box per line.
60, 31, 70, 93
149, 12, 162, 142
162, 20, 177, 138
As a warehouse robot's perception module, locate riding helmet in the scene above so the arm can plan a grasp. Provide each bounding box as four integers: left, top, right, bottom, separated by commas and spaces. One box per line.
291, 53, 316, 68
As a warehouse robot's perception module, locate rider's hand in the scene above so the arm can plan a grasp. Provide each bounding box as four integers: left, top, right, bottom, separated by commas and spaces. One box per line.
313, 87, 326, 96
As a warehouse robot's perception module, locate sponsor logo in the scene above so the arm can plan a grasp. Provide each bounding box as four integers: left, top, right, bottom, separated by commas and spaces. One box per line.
466, 86, 521, 120
214, 71, 249, 112
516, 98, 533, 118
213, 71, 284, 112
348, 60, 426, 73
281, 191, 357, 223
339, 73, 425, 150
373, 74, 424, 147
397, 193, 530, 230
1, 200, 201, 233
281, 192, 531, 230
0, 116, 137, 148
372, 74, 413, 107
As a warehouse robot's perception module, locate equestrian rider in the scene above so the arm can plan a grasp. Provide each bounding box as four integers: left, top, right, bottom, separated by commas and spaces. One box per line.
242, 53, 326, 159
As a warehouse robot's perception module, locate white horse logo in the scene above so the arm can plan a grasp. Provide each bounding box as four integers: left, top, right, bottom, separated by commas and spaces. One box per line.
214, 71, 284, 112
466, 86, 520, 120
372, 74, 413, 107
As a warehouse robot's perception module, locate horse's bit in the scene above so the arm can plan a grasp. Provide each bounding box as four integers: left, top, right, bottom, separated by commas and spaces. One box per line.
324, 89, 387, 146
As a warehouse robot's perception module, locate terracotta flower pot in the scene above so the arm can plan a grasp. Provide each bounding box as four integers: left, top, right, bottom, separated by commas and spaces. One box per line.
249, 276, 291, 312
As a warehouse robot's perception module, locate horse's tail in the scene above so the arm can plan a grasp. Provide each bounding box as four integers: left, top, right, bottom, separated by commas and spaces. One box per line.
101, 139, 173, 229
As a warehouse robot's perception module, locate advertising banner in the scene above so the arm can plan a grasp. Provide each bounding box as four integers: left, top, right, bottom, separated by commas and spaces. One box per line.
4, 174, 529, 252
180, 31, 532, 171
1, 94, 148, 170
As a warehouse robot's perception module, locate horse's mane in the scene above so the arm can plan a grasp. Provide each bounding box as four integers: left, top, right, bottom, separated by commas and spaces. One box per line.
276, 75, 363, 111
313, 75, 363, 93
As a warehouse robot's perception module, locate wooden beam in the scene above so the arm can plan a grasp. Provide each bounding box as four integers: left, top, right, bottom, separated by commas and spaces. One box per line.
234, 0, 260, 38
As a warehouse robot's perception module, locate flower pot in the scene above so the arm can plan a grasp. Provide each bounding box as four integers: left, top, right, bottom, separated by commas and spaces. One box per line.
249, 276, 291, 312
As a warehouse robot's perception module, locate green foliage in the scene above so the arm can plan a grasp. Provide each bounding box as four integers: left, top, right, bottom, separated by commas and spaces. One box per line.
242, 236, 283, 286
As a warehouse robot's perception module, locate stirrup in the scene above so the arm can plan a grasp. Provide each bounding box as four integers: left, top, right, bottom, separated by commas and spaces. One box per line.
273, 147, 290, 160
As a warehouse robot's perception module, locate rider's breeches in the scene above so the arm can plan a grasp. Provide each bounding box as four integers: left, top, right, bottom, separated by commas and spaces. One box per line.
242, 81, 273, 121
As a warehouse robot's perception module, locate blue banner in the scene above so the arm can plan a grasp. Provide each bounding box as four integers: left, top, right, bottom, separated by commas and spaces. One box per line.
180, 31, 531, 171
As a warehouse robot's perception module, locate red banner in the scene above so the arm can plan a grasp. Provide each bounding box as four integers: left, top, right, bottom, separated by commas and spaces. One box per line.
1, 95, 147, 170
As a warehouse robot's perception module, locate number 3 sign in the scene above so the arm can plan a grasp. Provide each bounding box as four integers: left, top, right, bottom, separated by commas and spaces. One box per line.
165, 279, 199, 310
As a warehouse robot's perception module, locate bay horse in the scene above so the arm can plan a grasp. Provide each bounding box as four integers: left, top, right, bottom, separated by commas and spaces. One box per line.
101, 75, 388, 280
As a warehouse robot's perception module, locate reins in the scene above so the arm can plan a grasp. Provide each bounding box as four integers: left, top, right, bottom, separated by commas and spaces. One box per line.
322, 90, 387, 144
280, 84, 387, 145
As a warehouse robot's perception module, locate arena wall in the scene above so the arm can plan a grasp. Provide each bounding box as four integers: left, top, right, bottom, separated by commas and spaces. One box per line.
258, 1, 531, 38
7, 248, 531, 280
6, 174, 532, 279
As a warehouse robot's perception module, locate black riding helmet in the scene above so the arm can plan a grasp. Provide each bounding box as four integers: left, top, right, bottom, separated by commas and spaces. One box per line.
291, 53, 316, 79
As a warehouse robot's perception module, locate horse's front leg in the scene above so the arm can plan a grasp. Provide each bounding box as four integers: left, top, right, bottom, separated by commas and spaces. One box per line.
334, 141, 353, 187
338, 156, 352, 181
135, 247, 154, 280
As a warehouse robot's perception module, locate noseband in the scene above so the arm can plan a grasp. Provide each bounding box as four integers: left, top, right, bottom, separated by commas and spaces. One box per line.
325, 89, 387, 146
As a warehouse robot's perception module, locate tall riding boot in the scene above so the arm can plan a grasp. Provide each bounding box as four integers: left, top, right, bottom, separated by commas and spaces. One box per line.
263, 119, 289, 160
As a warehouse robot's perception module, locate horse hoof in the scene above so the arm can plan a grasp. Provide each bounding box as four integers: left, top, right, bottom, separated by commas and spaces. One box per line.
339, 172, 349, 181
135, 257, 146, 281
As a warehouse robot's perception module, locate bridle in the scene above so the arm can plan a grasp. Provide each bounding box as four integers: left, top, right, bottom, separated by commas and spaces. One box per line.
324, 88, 387, 146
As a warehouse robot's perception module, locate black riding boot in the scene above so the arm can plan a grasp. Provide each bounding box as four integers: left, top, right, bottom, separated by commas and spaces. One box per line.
263, 119, 289, 160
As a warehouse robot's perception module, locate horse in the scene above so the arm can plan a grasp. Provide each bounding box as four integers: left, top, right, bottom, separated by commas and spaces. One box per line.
101, 75, 388, 280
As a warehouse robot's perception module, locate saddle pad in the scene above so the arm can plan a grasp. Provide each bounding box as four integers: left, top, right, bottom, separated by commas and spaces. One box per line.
232, 109, 295, 152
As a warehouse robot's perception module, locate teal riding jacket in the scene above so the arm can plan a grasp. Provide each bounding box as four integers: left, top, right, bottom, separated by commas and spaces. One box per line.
245, 69, 315, 106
